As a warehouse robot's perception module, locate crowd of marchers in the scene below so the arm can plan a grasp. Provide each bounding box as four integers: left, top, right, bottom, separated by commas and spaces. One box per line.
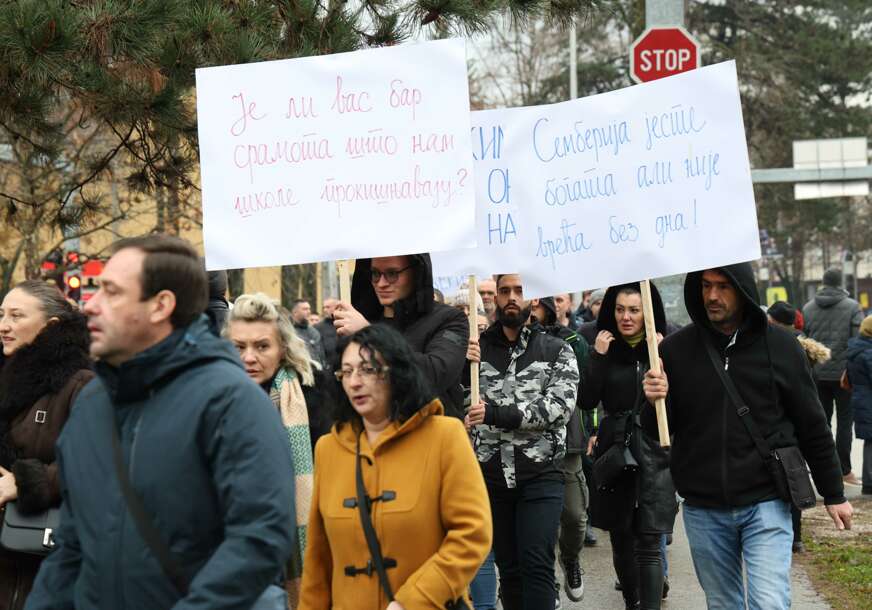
0, 234, 868, 610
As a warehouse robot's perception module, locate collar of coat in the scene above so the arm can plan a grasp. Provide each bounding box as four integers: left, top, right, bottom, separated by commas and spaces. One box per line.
0, 314, 92, 420
331, 398, 444, 456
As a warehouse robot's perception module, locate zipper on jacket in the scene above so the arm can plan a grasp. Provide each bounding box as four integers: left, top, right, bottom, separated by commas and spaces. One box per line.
720, 331, 738, 504
634, 361, 642, 509
116, 404, 145, 608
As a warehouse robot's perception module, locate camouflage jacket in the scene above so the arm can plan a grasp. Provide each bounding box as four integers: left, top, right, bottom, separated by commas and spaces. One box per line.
472, 323, 579, 488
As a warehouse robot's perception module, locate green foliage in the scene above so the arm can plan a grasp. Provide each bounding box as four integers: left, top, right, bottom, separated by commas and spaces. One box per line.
0, 0, 602, 292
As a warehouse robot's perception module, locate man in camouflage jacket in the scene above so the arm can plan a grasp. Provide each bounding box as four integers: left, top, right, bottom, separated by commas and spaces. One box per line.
466, 274, 579, 610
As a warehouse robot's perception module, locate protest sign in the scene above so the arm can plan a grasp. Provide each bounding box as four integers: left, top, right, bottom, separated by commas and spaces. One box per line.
196, 39, 476, 270
432, 61, 759, 299
430, 109, 527, 280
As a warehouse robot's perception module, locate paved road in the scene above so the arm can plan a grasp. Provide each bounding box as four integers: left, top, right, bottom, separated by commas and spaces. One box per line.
556, 510, 830, 609
556, 435, 868, 609
487, 437, 863, 608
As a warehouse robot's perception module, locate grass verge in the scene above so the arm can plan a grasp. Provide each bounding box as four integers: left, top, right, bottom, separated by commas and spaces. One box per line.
795, 496, 872, 610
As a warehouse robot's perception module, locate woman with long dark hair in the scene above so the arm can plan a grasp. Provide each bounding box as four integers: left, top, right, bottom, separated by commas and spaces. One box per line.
582, 282, 676, 610
0, 281, 93, 609
299, 324, 491, 610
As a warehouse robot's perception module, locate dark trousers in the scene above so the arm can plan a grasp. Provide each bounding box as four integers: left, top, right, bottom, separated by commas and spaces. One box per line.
816, 379, 853, 474
558, 453, 589, 562
863, 440, 872, 491
610, 530, 664, 610
490, 474, 564, 610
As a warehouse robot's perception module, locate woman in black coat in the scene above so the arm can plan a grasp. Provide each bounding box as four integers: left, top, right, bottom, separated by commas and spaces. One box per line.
581, 282, 676, 610
0, 281, 93, 610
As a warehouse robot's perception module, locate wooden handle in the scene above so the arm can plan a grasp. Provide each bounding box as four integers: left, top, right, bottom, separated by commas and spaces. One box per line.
640, 279, 670, 448
338, 260, 351, 304
468, 275, 480, 406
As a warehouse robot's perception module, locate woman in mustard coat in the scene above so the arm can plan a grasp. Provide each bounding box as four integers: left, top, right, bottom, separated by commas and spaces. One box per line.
299, 324, 492, 610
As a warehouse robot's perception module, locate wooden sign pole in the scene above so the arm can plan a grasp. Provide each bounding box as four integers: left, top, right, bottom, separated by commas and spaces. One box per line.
640, 279, 671, 448
467, 275, 480, 406
337, 260, 351, 304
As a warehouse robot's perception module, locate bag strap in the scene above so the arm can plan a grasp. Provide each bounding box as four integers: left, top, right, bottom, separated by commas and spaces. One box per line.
355, 435, 395, 602
701, 333, 772, 462
110, 414, 190, 596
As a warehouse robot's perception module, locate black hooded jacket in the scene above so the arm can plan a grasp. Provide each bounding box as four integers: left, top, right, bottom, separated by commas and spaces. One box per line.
582, 282, 667, 429
581, 282, 676, 533
660, 263, 845, 508
351, 254, 469, 418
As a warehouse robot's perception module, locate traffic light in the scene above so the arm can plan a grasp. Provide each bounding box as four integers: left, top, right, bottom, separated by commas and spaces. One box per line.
65, 272, 82, 303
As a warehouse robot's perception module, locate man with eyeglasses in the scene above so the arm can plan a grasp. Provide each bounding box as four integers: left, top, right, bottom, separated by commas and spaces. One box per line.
332, 254, 469, 418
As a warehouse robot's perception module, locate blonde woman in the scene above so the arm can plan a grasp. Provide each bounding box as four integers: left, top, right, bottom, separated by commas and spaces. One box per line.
225, 293, 317, 607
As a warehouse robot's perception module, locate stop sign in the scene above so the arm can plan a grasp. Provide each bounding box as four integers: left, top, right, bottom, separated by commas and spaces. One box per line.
630, 27, 700, 83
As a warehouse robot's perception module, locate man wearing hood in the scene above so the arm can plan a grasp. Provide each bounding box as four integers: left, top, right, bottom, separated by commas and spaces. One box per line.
644, 264, 851, 609
332, 254, 469, 418
26, 235, 295, 610
802, 268, 865, 486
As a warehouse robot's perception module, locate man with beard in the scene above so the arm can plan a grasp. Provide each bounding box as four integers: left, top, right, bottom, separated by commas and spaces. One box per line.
466, 274, 579, 610
644, 266, 851, 609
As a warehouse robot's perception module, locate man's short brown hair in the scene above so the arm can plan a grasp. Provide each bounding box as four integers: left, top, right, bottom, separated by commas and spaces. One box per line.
111, 235, 208, 328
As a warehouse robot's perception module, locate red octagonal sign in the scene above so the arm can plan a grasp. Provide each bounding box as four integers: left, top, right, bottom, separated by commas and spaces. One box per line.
630, 26, 700, 84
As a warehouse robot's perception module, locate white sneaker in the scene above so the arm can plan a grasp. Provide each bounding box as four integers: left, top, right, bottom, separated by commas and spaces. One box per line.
561, 558, 585, 602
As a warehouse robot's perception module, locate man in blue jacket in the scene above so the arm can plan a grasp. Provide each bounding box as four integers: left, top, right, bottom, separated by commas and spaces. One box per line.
26, 235, 295, 610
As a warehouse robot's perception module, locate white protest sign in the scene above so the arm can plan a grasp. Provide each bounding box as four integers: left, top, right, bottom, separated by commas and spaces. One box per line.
430, 109, 526, 280
196, 39, 476, 270
434, 61, 760, 299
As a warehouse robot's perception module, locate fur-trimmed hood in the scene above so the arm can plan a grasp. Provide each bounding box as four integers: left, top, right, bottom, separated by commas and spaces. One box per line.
0, 313, 92, 421
798, 335, 831, 366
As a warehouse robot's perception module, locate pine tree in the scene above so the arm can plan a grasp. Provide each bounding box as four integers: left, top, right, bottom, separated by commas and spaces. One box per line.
0, 0, 605, 294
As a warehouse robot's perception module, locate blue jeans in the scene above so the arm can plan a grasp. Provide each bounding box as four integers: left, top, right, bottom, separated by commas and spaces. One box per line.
683, 499, 792, 610
470, 550, 497, 610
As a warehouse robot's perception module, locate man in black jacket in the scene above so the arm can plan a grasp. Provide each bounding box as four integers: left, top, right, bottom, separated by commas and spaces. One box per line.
314, 297, 339, 364
332, 254, 468, 418
644, 264, 852, 609
291, 299, 327, 369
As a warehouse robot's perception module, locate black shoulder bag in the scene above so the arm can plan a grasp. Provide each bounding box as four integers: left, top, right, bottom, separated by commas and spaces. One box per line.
110, 416, 287, 609
0, 501, 60, 556
702, 336, 816, 511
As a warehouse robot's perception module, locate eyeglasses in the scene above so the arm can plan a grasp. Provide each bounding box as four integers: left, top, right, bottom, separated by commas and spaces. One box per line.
370, 265, 413, 284
334, 364, 390, 382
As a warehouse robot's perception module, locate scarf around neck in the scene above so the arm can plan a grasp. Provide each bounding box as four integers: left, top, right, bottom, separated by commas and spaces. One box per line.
269, 367, 314, 604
